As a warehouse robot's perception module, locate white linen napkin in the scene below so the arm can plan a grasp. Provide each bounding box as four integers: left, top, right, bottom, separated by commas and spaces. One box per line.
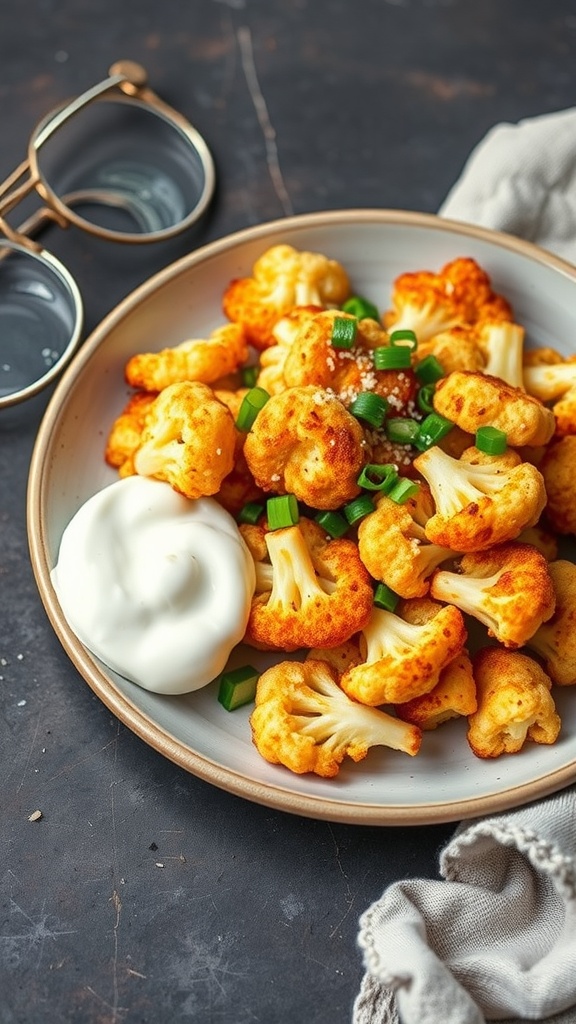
352, 107, 576, 1024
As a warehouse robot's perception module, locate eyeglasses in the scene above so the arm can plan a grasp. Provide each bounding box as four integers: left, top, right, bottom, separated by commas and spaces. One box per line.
0, 60, 216, 409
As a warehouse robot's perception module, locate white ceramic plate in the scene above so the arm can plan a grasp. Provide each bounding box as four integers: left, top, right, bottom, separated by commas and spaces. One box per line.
27, 209, 576, 825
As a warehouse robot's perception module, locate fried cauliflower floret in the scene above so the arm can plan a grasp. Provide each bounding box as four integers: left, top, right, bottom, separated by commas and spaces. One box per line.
124, 323, 248, 392
476, 321, 526, 389
222, 244, 351, 350
340, 598, 467, 706
467, 647, 560, 758
133, 381, 236, 500
383, 257, 512, 342
243, 385, 366, 509
413, 445, 547, 552
357, 494, 455, 599
540, 436, 576, 535
256, 305, 322, 395
212, 388, 264, 515
249, 659, 422, 778
433, 370, 555, 447
523, 355, 576, 436
244, 520, 374, 651
394, 649, 477, 730
527, 560, 576, 686
415, 325, 485, 374
431, 542, 556, 648
104, 390, 158, 477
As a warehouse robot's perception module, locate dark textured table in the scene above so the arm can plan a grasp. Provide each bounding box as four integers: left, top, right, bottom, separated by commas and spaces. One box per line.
2, 3, 575, 1021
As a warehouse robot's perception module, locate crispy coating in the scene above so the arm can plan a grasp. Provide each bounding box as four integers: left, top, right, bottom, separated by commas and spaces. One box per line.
249, 659, 422, 778
415, 325, 485, 374
414, 445, 547, 552
244, 520, 374, 651
124, 323, 248, 391
431, 542, 556, 648
222, 244, 351, 350
523, 354, 576, 435
540, 436, 576, 535
212, 388, 264, 515
357, 494, 455, 599
104, 390, 158, 477
433, 370, 555, 447
527, 560, 576, 686
395, 649, 477, 729
340, 599, 467, 706
133, 381, 236, 500
243, 384, 366, 509
467, 647, 560, 758
256, 305, 322, 395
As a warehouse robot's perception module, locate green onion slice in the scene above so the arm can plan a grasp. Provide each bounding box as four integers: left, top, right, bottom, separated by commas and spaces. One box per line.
235, 386, 270, 431
341, 295, 379, 321
386, 417, 421, 446
475, 425, 508, 455
266, 493, 299, 530
415, 354, 445, 384
238, 501, 265, 525
218, 665, 259, 711
349, 392, 389, 428
373, 345, 412, 370
373, 583, 399, 612
389, 328, 418, 351
414, 412, 454, 451
343, 495, 374, 525
357, 463, 399, 492
417, 382, 436, 414
387, 478, 420, 504
331, 315, 358, 349
314, 510, 349, 538
241, 365, 259, 388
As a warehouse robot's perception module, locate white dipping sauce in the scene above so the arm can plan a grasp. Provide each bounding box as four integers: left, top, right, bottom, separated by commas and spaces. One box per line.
51, 476, 256, 694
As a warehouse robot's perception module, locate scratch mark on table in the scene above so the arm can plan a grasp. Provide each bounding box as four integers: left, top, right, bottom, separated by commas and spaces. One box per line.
45, 738, 118, 783
0, 873, 76, 970
15, 710, 42, 792
237, 24, 294, 216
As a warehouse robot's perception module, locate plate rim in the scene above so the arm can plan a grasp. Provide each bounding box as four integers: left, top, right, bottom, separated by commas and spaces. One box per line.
27, 207, 576, 825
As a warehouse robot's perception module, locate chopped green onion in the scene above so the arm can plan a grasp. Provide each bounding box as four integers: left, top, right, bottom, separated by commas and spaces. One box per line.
241, 365, 259, 388
218, 665, 259, 711
386, 417, 421, 446
373, 583, 399, 612
387, 478, 420, 504
414, 412, 454, 451
475, 425, 508, 455
238, 501, 265, 525
373, 345, 412, 370
343, 495, 374, 525
266, 493, 299, 530
314, 510, 349, 538
415, 354, 445, 384
235, 386, 270, 431
331, 315, 358, 349
389, 328, 418, 351
349, 392, 389, 428
417, 382, 436, 414
357, 463, 399, 492
341, 295, 379, 321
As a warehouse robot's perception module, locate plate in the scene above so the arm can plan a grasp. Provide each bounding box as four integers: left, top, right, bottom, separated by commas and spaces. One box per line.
27, 209, 576, 825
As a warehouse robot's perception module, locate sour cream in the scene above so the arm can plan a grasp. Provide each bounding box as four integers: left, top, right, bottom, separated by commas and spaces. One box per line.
51, 476, 256, 694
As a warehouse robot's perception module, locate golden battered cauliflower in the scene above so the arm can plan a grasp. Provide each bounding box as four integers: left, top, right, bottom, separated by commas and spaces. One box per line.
243, 520, 374, 651
394, 648, 477, 730
124, 323, 248, 392
540, 437, 576, 535
133, 381, 236, 500
340, 598, 467, 706
433, 370, 555, 447
414, 325, 485, 375
477, 321, 526, 389
243, 385, 366, 509
523, 354, 576, 436
222, 244, 351, 350
249, 659, 422, 778
413, 445, 547, 552
467, 647, 560, 758
527, 560, 576, 686
105, 390, 158, 477
212, 387, 264, 515
256, 305, 322, 395
431, 542, 556, 648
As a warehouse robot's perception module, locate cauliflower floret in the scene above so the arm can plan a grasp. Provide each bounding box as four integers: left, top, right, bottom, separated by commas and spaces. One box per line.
124, 323, 248, 391
256, 305, 322, 395
433, 370, 555, 447
244, 520, 374, 651
476, 321, 526, 389
249, 659, 422, 778
523, 355, 576, 436
516, 524, 558, 562
527, 560, 576, 686
540, 436, 576, 535
413, 445, 546, 552
222, 244, 351, 350
467, 647, 560, 758
414, 325, 485, 375
133, 381, 236, 500
383, 257, 513, 342
243, 384, 366, 509
431, 542, 556, 648
212, 388, 264, 515
340, 598, 467, 706
394, 648, 477, 730
357, 493, 455, 599
105, 390, 158, 477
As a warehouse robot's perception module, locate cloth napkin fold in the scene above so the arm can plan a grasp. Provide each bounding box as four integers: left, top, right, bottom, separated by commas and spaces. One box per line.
353, 106, 576, 1024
